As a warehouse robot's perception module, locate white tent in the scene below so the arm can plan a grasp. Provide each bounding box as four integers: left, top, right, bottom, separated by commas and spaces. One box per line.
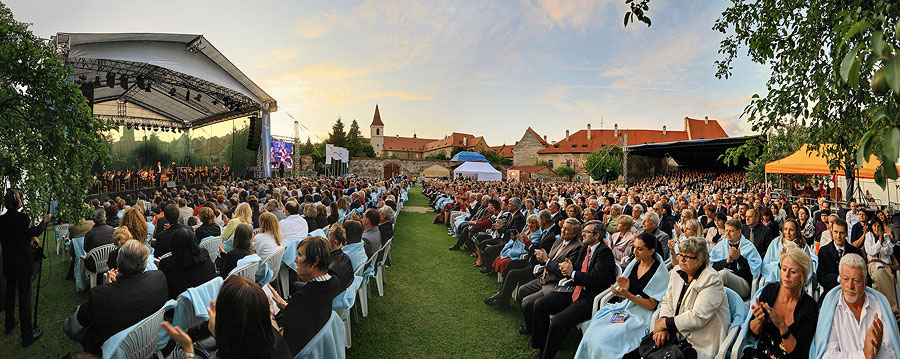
453, 161, 501, 181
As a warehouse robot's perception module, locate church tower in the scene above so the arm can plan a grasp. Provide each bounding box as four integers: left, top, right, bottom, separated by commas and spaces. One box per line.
369, 104, 385, 156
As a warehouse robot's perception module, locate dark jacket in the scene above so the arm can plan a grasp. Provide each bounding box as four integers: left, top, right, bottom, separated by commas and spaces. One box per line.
741, 223, 774, 258
152, 223, 192, 257
816, 242, 862, 294
528, 224, 561, 265
194, 223, 221, 242
77, 270, 168, 354
378, 222, 394, 243
568, 241, 618, 302
329, 249, 354, 290
277, 276, 344, 355
220, 247, 252, 278
158, 250, 217, 299
0, 210, 46, 277
541, 236, 584, 285
84, 222, 115, 272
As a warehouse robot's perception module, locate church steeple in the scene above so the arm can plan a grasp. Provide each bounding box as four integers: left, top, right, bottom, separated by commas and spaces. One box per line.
371, 104, 384, 126
369, 104, 385, 156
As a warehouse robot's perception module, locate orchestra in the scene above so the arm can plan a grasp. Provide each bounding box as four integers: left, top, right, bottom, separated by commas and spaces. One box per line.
90, 163, 232, 194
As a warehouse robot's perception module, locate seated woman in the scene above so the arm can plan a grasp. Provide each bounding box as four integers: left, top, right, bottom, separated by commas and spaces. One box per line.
253, 212, 284, 260
304, 204, 320, 232
609, 215, 635, 264
161, 275, 292, 359
221, 202, 252, 241
491, 214, 542, 275
106, 226, 134, 270
742, 248, 818, 359
865, 217, 899, 316
194, 207, 221, 241
574, 232, 669, 359
761, 219, 817, 287
670, 219, 702, 256
220, 223, 254, 278
705, 211, 728, 246
638, 236, 731, 358
158, 227, 217, 299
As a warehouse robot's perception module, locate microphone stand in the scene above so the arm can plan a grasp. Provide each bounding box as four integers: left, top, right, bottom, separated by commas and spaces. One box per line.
32, 200, 50, 331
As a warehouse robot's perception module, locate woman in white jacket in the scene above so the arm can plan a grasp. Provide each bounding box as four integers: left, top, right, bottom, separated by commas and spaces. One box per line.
652, 236, 731, 359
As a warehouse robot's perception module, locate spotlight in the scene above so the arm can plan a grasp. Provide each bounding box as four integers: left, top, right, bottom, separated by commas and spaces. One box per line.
211, 99, 218, 105
93, 76, 101, 87
136, 76, 144, 89
185, 90, 190, 102
169, 88, 177, 96
119, 74, 129, 90
195, 94, 202, 102
106, 73, 116, 88
144, 79, 152, 92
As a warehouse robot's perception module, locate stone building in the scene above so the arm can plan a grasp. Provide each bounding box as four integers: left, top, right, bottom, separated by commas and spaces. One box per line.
367, 105, 490, 159
511, 127, 550, 166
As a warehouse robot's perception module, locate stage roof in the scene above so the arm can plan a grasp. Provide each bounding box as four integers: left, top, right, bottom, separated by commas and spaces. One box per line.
625, 135, 763, 168
52, 32, 277, 129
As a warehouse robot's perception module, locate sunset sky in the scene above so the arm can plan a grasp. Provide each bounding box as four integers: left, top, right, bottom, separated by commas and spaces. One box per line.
8, 0, 769, 145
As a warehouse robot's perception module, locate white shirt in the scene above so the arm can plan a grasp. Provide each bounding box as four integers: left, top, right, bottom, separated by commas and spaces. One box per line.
820, 230, 833, 247
253, 232, 282, 260
280, 214, 308, 242
823, 292, 897, 358
570, 242, 602, 279
847, 211, 860, 229
865, 232, 894, 264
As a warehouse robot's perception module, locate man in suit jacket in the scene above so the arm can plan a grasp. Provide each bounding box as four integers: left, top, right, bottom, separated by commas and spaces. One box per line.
486, 209, 555, 306
741, 209, 774, 258
519, 218, 583, 335
549, 202, 564, 227
273, 238, 344, 355
530, 220, 616, 358
73, 240, 168, 354
152, 204, 191, 257
361, 208, 383, 259
83, 209, 115, 272
817, 219, 861, 294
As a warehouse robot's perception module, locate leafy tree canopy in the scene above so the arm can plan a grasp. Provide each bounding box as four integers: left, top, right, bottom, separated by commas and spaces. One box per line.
584, 145, 624, 183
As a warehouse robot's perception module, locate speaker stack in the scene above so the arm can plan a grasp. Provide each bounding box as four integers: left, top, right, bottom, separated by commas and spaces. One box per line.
247, 116, 262, 151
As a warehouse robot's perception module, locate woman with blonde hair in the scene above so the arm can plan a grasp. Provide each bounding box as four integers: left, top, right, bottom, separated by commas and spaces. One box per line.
304, 204, 320, 232
253, 212, 284, 259
761, 218, 817, 287
107, 226, 134, 270
222, 202, 252, 241
120, 207, 149, 244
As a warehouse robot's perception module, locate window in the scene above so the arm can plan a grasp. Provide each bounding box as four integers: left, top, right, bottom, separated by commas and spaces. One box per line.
548, 160, 554, 168
376, 128, 380, 135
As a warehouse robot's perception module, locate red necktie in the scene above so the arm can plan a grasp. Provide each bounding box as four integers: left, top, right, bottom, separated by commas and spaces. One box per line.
571, 247, 592, 301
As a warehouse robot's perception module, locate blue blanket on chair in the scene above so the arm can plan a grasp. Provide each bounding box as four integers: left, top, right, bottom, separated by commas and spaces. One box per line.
297, 310, 346, 359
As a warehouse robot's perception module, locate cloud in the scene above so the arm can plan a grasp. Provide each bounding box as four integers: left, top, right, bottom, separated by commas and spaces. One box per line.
254, 48, 300, 68
521, 0, 620, 30
293, 11, 345, 38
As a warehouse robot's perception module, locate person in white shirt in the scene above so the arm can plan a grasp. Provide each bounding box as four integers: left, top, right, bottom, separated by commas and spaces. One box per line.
253, 212, 284, 260
847, 201, 860, 229
279, 201, 308, 243
823, 253, 896, 358
865, 217, 899, 315
819, 214, 839, 248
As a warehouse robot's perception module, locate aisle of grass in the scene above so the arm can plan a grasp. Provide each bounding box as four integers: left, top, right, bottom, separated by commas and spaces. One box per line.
1, 228, 87, 359
348, 186, 580, 359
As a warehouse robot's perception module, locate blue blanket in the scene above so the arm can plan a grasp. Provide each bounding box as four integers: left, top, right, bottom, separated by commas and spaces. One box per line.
172, 277, 223, 330
332, 276, 363, 310
298, 310, 346, 359
574, 253, 669, 359
342, 242, 368, 272
810, 287, 900, 358
101, 299, 177, 359
710, 236, 762, 279
760, 237, 817, 288
500, 227, 542, 260
73, 236, 86, 291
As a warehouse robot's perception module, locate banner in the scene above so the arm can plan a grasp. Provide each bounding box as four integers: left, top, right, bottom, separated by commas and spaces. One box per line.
325, 144, 349, 165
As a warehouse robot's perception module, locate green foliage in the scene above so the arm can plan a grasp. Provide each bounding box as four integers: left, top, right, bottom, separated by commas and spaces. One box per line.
535, 160, 551, 168
325, 118, 373, 158
584, 145, 624, 183
0, 3, 110, 223
722, 126, 806, 185
450, 146, 467, 157
623, 0, 652, 27
479, 149, 512, 166
327, 117, 347, 147
554, 166, 575, 181
426, 151, 449, 160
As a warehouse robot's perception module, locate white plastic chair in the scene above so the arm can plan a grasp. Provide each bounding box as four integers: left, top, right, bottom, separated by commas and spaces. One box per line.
198, 236, 223, 262
222, 235, 234, 252
355, 253, 379, 317
261, 246, 287, 284
82, 243, 118, 289
55, 223, 70, 255
374, 238, 392, 296
100, 299, 177, 359
555, 264, 621, 334
172, 277, 224, 332
228, 260, 260, 281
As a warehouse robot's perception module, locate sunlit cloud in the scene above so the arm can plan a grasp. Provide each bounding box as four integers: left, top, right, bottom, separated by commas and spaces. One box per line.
293, 11, 345, 39
254, 48, 300, 68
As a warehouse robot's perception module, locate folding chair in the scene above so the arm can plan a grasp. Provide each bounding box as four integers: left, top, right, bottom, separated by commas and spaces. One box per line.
83, 243, 118, 289
261, 246, 287, 284
100, 299, 177, 359
198, 236, 223, 262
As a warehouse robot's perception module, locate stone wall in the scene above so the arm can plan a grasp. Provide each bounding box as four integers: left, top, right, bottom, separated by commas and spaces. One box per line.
512, 132, 547, 166
349, 157, 461, 179
625, 154, 669, 183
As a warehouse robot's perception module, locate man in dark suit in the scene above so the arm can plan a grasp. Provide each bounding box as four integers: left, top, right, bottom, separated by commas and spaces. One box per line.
273, 238, 344, 356
72, 240, 168, 354
0, 190, 48, 347
530, 220, 616, 358
549, 202, 564, 227
152, 204, 191, 257
741, 209, 774, 258
519, 218, 583, 336
323, 231, 354, 290
83, 209, 115, 272
485, 209, 556, 306
479, 199, 527, 273
817, 219, 861, 294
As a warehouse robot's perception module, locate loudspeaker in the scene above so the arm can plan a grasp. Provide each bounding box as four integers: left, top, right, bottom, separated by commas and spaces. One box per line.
246, 116, 261, 151
166, 181, 176, 188
79, 82, 95, 113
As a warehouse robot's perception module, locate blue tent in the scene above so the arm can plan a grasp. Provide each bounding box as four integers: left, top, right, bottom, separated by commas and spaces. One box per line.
451, 151, 488, 162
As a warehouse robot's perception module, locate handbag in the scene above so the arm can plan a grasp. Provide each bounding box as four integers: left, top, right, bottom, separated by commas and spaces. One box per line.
637, 332, 694, 359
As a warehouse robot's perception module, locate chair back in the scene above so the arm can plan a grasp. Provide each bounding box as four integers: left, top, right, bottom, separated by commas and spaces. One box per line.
724, 287, 748, 328
296, 310, 346, 359
56, 223, 70, 241
229, 254, 261, 281
261, 246, 287, 283
101, 299, 177, 359
199, 236, 223, 262
222, 235, 234, 252
172, 277, 224, 331
87, 243, 118, 274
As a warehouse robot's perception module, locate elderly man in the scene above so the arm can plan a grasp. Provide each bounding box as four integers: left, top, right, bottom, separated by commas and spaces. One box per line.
642, 212, 670, 259
630, 204, 644, 235
66, 240, 168, 355
742, 208, 774, 257
280, 200, 308, 242
519, 218, 583, 336
653, 202, 675, 240
814, 253, 900, 358
710, 219, 762, 299
266, 199, 287, 220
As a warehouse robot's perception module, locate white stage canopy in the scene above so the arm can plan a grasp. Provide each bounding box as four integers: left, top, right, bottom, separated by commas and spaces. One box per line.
453, 161, 501, 181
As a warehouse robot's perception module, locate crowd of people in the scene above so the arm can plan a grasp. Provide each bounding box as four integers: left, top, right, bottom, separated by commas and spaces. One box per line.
3, 174, 408, 358
424, 174, 900, 358
90, 162, 233, 194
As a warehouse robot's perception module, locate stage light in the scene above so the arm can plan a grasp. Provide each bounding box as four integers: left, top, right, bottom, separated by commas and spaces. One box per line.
144, 79, 152, 92
185, 90, 191, 102
169, 88, 177, 96
119, 74, 129, 90
136, 76, 144, 89
106, 73, 116, 88
195, 94, 202, 102
93, 76, 101, 87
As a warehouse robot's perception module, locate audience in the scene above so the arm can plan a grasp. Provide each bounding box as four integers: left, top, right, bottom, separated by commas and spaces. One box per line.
341, 220, 368, 272
864, 217, 899, 316
194, 207, 221, 241
710, 218, 762, 299
106, 227, 134, 271
220, 223, 254, 278
83, 209, 115, 272
253, 212, 284, 259
817, 219, 861, 294
609, 214, 634, 264
361, 208, 383, 259
158, 228, 216, 299
280, 200, 309, 242
221, 202, 252, 241
324, 229, 354, 289
153, 204, 191, 256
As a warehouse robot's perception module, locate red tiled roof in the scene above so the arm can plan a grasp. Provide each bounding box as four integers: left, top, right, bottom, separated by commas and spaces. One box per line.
525, 127, 549, 146
510, 165, 554, 173
490, 144, 516, 159
370, 105, 384, 126
382, 135, 437, 152
423, 132, 481, 151
537, 129, 690, 154
685, 117, 728, 139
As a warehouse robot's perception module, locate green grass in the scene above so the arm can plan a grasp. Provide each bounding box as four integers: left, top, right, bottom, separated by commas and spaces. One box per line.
1, 228, 88, 359
348, 186, 581, 359
401, 187, 429, 207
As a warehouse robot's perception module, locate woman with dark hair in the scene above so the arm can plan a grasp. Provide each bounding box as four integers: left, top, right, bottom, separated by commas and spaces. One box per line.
327, 202, 339, 225
161, 276, 292, 359
759, 207, 780, 239
814, 209, 830, 242
797, 207, 816, 245
705, 211, 728, 245
195, 206, 221, 241
315, 204, 328, 230
158, 227, 216, 299
220, 223, 254, 278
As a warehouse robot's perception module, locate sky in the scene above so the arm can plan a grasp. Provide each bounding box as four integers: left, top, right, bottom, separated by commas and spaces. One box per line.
7, 0, 770, 146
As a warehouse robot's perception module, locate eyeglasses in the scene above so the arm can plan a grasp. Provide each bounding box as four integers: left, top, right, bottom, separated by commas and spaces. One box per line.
676, 253, 698, 261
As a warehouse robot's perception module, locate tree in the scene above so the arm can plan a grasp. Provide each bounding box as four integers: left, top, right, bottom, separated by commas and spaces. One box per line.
0, 3, 111, 223
426, 151, 449, 160
625, 1, 900, 202
535, 160, 551, 168
326, 117, 347, 148
584, 145, 624, 183
555, 166, 575, 181
345, 119, 374, 158
450, 146, 467, 158
479, 149, 512, 166
723, 125, 807, 185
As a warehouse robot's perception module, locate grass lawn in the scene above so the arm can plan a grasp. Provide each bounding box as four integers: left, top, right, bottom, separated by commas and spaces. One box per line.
1, 228, 88, 359
347, 186, 581, 359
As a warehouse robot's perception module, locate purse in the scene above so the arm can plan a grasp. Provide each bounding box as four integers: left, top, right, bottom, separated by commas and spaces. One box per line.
637, 332, 694, 359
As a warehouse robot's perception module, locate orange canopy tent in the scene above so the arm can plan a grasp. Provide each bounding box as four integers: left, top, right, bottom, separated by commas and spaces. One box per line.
765, 144, 897, 179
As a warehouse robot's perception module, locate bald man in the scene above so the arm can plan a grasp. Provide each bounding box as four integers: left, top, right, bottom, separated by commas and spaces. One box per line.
741, 208, 774, 257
